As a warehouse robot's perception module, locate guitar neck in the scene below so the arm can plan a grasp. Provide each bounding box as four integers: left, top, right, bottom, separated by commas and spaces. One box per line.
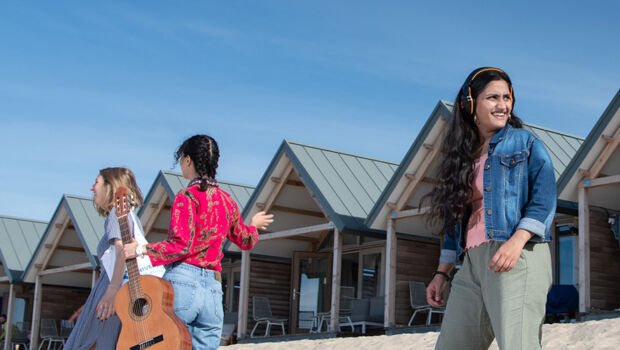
118, 213, 142, 299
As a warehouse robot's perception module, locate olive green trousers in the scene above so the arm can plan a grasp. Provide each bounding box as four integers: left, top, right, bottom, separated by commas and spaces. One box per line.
435, 241, 552, 350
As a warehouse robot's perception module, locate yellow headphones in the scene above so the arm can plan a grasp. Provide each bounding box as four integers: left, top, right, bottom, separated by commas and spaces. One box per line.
459, 67, 514, 116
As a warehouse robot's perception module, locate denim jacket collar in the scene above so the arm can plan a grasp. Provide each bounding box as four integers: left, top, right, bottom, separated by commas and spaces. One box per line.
489, 123, 512, 146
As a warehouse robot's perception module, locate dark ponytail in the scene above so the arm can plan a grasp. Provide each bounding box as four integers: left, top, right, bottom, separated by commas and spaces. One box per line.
174, 135, 220, 192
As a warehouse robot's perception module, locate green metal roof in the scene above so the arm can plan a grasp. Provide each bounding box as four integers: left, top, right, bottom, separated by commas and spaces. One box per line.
0, 215, 47, 283
140, 170, 255, 213
64, 195, 106, 260
523, 123, 584, 179
243, 140, 399, 232
366, 100, 585, 228
24, 194, 105, 281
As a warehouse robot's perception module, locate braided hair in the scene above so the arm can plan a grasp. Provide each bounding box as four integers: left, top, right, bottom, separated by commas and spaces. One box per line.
174, 134, 220, 192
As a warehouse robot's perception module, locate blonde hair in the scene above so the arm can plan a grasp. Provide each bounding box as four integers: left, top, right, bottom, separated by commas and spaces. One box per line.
95, 167, 144, 217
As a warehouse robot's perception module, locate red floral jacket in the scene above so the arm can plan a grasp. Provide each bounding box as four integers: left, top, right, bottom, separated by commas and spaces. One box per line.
146, 185, 258, 271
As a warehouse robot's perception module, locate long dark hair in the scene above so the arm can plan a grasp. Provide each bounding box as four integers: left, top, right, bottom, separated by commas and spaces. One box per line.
424, 68, 523, 236
174, 134, 220, 192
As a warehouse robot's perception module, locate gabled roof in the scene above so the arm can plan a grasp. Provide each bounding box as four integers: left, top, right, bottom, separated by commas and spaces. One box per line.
557, 89, 620, 209
0, 215, 46, 283
139, 170, 255, 216
243, 140, 398, 233
366, 100, 586, 231
365, 100, 453, 230
23, 194, 104, 283
523, 124, 584, 180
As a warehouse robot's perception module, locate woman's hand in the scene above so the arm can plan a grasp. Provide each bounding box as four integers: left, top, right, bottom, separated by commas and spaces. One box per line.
251, 211, 274, 230
68, 305, 84, 323
427, 274, 449, 306
488, 229, 533, 273
96, 286, 118, 321
121, 238, 140, 260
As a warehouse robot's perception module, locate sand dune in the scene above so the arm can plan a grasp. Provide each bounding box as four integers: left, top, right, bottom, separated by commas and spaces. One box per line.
227, 317, 620, 349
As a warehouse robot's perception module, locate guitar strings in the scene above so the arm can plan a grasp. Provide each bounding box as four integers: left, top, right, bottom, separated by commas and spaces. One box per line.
118, 194, 158, 346
120, 212, 147, 344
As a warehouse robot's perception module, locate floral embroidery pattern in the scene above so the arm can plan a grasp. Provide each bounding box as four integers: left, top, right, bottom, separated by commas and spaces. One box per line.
146, 185, 258, 271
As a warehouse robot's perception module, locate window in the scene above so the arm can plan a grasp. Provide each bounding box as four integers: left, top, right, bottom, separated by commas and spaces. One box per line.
556, 225, 577, 286
341, 253, 359, 297
340, 248, 384, 298
221, 268, 241, 312
361, 253, 381, 299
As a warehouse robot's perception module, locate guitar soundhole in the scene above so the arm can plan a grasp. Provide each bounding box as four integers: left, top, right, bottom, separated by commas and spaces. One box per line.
130, 296, 152, 320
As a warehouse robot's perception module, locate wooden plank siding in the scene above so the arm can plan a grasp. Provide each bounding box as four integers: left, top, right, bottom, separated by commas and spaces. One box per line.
395, 237, 440, 325
589, 213, 620, 310
40, 285, 90, 320
246, 258, 291, 336
0, 284, 89, 323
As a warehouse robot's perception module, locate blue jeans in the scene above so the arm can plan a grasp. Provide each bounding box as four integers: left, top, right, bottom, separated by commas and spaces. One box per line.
164, 262, 223, 350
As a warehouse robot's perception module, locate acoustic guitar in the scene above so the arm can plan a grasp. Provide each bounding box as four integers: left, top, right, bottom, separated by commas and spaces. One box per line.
113, 186, 192, 350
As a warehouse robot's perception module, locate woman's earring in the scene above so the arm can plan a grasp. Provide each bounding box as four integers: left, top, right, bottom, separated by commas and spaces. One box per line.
474, 115, 477, 124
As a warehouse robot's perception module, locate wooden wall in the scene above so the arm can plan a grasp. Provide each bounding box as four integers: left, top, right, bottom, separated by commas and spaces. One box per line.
1, 284, 34, 321
40, 285, 91, 320
246, 258, 291, 336
395, 237, 440, 325
589, 213, 620, 310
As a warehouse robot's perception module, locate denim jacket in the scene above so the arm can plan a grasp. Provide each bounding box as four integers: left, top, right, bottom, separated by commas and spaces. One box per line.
439, 124, 556, 264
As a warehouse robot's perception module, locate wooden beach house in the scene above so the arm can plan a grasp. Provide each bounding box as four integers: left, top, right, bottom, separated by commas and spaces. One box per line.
0, 215, 46, 348
235, 140, 398, 338
365, 100, 585, 327
556, 90, 620, 313
22, 195, 104, 350
138, 170, 255, 313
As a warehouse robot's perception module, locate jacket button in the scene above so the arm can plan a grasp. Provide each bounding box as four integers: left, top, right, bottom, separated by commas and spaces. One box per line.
510, 159, 516, 165
489, 233, 494, 238
486, 209, 492, 215
485, 164, 490, 170
485, 186, 491, 191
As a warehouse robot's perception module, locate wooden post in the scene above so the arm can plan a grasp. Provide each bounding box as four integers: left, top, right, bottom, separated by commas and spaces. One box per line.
3, 283, 15, 350
384, 218, 397, 328
578, 185, 590, 313
330, 228, 342, 332
237, 250, 251, 339
30, 275, 42, 350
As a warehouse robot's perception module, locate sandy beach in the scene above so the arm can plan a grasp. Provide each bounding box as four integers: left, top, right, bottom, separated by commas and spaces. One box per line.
227, 317, 620, 349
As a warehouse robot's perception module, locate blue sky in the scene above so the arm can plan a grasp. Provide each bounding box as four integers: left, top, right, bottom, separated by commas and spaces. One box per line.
1, 1, 619, 221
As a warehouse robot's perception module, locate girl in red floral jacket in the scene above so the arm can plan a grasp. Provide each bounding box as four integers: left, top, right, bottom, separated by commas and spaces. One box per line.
123, 135, 273, 349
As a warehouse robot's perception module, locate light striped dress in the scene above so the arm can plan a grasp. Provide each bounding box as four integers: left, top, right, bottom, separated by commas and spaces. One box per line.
64, 210, 135, 350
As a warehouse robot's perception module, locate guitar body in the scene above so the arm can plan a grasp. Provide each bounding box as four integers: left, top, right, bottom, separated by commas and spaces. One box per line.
113, 187, 191, 350
115, 275, 192, 350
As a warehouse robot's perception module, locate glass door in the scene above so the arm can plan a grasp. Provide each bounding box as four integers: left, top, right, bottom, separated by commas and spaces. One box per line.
290, 252, 332, 334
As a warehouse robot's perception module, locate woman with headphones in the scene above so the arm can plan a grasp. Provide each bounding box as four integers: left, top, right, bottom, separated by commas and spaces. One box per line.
425, 67, 556, 349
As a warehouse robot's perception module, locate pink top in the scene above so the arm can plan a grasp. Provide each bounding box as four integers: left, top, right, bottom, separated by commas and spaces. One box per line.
466, 152, 489, 249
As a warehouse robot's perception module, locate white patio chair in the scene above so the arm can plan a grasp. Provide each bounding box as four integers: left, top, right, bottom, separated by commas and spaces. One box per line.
11, 321, 30, 350
250, 296, 287, 337
38, 319, 64, 350
408, 281, 445, 326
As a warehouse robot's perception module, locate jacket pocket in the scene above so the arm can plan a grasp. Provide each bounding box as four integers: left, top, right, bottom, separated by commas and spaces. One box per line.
500, 152, 526, 184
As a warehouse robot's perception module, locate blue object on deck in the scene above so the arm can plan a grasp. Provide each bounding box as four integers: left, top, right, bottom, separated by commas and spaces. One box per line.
546, 284, 579, 314
611, 214, 620, 249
